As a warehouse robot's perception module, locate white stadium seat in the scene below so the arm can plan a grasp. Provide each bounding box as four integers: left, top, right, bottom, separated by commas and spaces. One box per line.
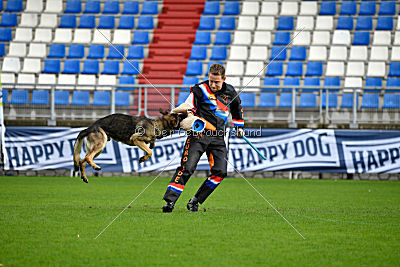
1, 73, 16, 84
237, 16, 256, 30
92, 30, 112, 44
33, 28, 52, 43
17, 74, 35, 89
225, 77, 241, 87
38, 14, 57, 28
315, 16, 333, 30
226, 61, 244, 76
44, 0, 62, 13
2, 57, 21, 73
242, 77, 261, 90
261, 2, 278, 15
308, 46, 327, 61
332, 30, 351, 45
370, 46, 389, 61
253, 31, 271, 45
257, 16, 274, 30
281, 2, 298, 15
242, 2, 259, 15
373, 31, 391, 45
312, 31, 330, 45
326, 62, 345, 76
394, 32, 400, 45
20, 13, 38, 27
21, 58, 41, 73
25, 0, 43, 12
57, 74, 76, 90
249, 46, 268, 60
229, 46, 248, 60
349, 46, 368, 61
296, 16, 314, 30
37, 74, 56, 89
391, 47, 400, 61
77, 75, 97, 90
299, 1, 317, 15
292, 31, 311, 45
53, 29, 72, 43
329, 46, 347, 61
233, 31, 251, 45
344, 77, 362, 90
245, 61, 264, 76
8, 43, 27, 57
14, 28, 33, 42
113, 30, 131, 44
98, 75, 117, 90
367, 62, 386, 77
28, 43, 46, 58
346, 62, 365, 77
73, 29, 92, 44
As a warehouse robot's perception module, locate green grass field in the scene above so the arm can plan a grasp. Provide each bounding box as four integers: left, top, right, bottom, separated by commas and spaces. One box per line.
0, 176, 399, 266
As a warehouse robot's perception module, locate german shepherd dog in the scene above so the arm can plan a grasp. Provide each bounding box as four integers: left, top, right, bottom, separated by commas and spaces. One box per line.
73, 109, 187, 183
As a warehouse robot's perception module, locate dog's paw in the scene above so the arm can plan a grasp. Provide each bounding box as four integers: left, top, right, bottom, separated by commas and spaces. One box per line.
81, 177, 88, 183
94, 166, 101, 171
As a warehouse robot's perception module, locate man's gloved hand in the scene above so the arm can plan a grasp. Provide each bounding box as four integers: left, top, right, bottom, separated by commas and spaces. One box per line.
235, 127, 244, 138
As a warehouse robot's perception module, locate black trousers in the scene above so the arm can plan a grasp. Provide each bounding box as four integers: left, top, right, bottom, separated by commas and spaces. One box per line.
163, 132, 227, 204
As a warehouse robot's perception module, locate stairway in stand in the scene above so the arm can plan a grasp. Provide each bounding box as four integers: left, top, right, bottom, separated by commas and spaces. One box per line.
137, 0, 205, 116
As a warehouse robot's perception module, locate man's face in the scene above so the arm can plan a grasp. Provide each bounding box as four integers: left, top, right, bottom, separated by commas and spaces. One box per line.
208, 73, 226, 92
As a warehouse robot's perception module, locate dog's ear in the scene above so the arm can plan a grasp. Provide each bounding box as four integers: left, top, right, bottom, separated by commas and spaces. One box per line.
159, 108, 169, 115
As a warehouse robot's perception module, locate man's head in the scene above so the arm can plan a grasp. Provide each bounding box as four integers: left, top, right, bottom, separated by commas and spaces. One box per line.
208, 63, 226, 92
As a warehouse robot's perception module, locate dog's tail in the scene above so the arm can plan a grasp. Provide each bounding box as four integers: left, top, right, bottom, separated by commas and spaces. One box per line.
73, 128, 90, 171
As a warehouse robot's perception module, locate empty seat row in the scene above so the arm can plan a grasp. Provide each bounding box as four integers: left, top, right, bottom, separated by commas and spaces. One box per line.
6, 43, 144, 59
3, 89, 130, 106
9, 28, 150, 44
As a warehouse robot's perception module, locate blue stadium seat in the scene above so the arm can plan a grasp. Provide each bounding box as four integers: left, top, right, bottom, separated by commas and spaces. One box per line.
289, 46, 306, 61
382, 94, 400, 109
42, 60, 61, 74
219, 16, 235, 30
277, 17, 294, 30
71, 91, 90, 105
98, 15, 115, 29
286, 62, 303, 76
376, 17, 393, 30
303, 78, 320, 92
5, 0, 23, 12
386, 78, 400, 92
322, 93, 338, 108
10, 90, 28, 104
183, 76, 199, 86
62, 60, 80, 74
353, 32, 370, 45
54, 91, 70, 105
92, 91, 110, 106
137, 16, 154, 29
122, 1, 139, 14
82, 60, 99, 74
305, 62, 323, 76
263, 77, 280, 92
359, 1, 376, 15
266, 62, 283, 76
30, 90, 49, 105
223, 2, 239, 15
127, 45, 144, 59
185, 61, 203, 76
341, 93, 359, 108
115, 91, 130, 106
48, 44, 66, 58
0, 13, 17, 27
199, 16, 215, 30
0, 1, 2, 12
78, 15, 95, 28
388, 63, 400, 77
141, 1, 158, 14
194, 31, 211, 45
270, 46, 287, 61
365, 77, 382, 92
379, 1, 396, 15
324, 77, 341, 92
0, 28, 12, 41
87, 45, 105, 59
356, 16, 373, 30
59, 14, 76, 28
319, 2, 336, 15
240, 93, 256, 108
84, 1, 100, 13
65, 0, 82, 13
118, 76, 135, 90
283, 77, 300, 92
299, 93, 317, 108
132, 31, 149, 44
67, 44, 85, 58
203, 2, 220, 15
190, 46, 207, 60
210, 46, 227, 60
102, 60, 119, 74
279, 93, 296, 108
0, 43, 5, 57
107, 45, 124, 59
337, 16, 353, 30
118, 16, 135, 29
103, 1, 119, 14
340, 1, 357, 15
273, 32, 290, 45
2, 90, 8, 104
122, 61, 140, 75
361, 94, 379, 109
177, 91, 190, 106
258, 93, 276, 108
214, 31, 231, 45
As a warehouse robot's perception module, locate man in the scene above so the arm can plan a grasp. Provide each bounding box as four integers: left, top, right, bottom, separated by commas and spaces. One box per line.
162, 63, 245, 213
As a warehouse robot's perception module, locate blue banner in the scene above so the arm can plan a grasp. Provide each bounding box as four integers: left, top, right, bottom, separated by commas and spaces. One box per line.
4, 127, 400, 173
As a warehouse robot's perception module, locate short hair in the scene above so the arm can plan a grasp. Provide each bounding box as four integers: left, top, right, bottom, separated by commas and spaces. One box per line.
208, 63, 225, 78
